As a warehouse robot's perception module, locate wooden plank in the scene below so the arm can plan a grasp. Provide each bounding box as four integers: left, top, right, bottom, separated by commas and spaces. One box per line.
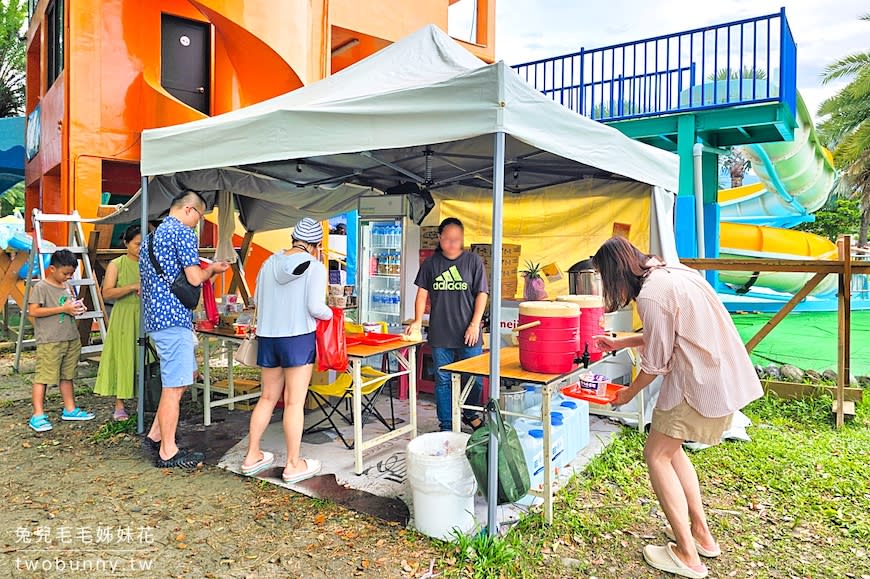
440, 347, 563, 383
762, 380, 863, 402
745, 272, 827, 353
682, 257, 870, 274
831, 400, 856, 416
228, 231, 254, 305
682, 258, 842, 273
0, 252, 28, 309
836, 237, 851, 428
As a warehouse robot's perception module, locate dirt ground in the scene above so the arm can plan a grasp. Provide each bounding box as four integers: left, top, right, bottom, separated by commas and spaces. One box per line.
0, 352, 441, 578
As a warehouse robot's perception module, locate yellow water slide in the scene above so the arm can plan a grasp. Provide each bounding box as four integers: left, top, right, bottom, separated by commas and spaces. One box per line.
718, 222, 838, 295
717, 93, 838, 297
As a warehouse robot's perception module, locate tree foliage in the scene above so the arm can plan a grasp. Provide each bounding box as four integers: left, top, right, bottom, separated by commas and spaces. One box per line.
816, 14, 870, 245
796, 197, 861, 242
0, 0, 26, 118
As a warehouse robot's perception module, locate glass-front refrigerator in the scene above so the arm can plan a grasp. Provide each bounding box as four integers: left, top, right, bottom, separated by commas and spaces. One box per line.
358, 196, 420, 331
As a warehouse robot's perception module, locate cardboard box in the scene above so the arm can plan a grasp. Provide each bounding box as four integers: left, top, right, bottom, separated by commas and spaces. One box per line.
420, 226, 440, 249
470, 243, 522, 259
310, 369, 338, 386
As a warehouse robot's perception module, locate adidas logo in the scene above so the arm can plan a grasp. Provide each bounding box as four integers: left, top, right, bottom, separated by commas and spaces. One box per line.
433, 265, 468, 291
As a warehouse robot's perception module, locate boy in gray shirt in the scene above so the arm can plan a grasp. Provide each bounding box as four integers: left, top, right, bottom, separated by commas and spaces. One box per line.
27, 249, 95, 432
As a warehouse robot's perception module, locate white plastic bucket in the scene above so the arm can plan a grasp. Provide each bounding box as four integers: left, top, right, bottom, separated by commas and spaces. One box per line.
406, 432, 477, 540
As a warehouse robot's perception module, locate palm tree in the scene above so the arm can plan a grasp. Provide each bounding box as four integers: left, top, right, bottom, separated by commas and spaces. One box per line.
720, 147, 750, 188
708, 67, 767, 81
816, 14, 870, 245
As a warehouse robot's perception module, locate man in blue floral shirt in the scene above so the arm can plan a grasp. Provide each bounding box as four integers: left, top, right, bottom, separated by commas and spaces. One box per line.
140, 191, 229, 468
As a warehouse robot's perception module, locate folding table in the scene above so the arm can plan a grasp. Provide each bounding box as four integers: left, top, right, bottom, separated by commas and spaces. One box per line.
442, 344, 641, 524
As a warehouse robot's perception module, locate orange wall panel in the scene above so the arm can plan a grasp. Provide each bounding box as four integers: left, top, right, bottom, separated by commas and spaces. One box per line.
25, 0, 495, 246
332, 0, 447, 44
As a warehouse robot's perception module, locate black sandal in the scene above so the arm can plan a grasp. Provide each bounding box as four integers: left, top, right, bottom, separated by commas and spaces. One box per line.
155, 449, 204, 469
141, 434, 182, 455
461, 414, 485, 430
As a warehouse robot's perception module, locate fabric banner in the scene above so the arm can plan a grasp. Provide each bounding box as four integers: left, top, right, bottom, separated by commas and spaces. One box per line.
429, 180, 652, 299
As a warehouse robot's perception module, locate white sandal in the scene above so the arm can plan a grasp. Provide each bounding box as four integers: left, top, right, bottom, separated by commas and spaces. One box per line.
643, 543, 708, 579
240, 451, 274, 476
282, 458, 321, 483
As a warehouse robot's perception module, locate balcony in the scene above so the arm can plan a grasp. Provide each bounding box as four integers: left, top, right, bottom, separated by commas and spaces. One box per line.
512, 9, 796, 130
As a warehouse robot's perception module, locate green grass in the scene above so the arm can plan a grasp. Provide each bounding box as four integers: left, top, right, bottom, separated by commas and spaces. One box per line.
90, 415, 138, 441
433, 394, 870, 578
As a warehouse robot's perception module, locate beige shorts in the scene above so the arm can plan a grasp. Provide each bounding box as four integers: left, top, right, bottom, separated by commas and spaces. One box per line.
35, 339, 82, 386
651, 400, 732, 446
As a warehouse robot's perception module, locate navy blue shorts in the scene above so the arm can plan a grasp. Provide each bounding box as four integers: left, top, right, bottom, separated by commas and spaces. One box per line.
256, 333, 316, 368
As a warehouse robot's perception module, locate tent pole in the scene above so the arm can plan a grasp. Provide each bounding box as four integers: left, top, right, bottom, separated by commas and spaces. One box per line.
486, 131, 506, 536
137, 176, 148, 435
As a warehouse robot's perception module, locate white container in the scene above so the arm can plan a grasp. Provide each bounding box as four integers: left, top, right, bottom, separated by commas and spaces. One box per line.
518, 428, 544, 493
499, 389, 526, 424
522, 383, 542, 410
548, 413, 566, 467
557, 400, 591, 466
406, 432, 477, 540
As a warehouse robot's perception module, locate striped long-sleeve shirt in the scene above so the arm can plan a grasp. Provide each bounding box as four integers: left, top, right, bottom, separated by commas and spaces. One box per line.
636, 262, 762, 418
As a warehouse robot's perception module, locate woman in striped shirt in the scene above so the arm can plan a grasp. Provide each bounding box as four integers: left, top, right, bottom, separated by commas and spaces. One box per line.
592, 237, 762, 579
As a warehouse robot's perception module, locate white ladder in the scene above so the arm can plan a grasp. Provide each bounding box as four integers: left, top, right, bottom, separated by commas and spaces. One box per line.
13, 210, 109, 371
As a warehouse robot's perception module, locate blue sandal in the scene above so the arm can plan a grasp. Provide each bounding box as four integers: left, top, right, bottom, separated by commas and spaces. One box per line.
29, 414, 53, 432
61, 408, 95, 421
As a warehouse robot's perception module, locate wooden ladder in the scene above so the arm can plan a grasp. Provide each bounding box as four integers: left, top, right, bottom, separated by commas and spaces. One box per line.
13, 210, 109, 371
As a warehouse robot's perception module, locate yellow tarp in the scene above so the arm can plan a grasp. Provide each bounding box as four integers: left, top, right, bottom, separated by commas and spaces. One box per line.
427, 180, 652, 298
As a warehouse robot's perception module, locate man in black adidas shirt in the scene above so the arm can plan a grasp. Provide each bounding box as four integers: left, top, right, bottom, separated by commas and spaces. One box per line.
407, 218, 488, 431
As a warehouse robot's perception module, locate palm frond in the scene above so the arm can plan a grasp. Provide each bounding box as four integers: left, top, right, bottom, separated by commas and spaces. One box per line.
821, 52, 870, 84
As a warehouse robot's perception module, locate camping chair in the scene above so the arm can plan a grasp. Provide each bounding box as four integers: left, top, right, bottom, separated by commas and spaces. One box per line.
304, 366, 396, 448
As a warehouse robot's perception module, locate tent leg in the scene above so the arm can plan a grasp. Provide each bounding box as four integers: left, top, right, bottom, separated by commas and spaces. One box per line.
486, 131, 506, 537
137, 176, 148, 435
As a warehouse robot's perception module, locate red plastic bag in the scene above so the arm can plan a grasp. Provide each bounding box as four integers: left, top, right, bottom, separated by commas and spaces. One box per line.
316, 307, 348, 372
200, 262, 220, 325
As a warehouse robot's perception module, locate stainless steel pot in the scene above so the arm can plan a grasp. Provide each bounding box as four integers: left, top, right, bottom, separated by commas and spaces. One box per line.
568, 259, 602, 296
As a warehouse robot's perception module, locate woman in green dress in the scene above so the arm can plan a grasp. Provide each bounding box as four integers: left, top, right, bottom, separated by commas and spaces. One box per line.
94, 225, 142, 420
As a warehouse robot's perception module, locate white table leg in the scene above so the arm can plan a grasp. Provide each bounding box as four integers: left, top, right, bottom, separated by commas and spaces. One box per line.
408, 346, 418, 439
352, 359, 364, 475
451, 372, 461, 434
203, 336, 212, 426
226, 340, 235, 411
542, 385, 553, 525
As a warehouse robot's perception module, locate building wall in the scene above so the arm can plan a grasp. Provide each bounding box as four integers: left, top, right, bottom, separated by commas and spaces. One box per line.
24, 0, 495, 243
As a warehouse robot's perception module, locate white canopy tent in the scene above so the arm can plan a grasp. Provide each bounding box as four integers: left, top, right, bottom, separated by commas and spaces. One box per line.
124, 24, 680, 534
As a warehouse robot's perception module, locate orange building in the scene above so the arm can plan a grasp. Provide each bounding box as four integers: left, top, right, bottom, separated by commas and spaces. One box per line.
24, 0, 495, 244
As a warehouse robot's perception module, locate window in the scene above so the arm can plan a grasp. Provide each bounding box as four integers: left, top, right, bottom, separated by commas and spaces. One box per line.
46, 0, 64, 87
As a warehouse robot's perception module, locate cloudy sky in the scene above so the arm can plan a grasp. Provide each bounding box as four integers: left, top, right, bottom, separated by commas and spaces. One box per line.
449, 0, 867, 121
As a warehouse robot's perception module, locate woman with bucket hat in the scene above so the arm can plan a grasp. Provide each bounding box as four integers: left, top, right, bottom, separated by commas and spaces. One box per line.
240, 218, 333, 483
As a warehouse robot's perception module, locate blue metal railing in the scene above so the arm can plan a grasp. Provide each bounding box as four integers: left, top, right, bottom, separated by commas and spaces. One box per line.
513, 8, 797, 122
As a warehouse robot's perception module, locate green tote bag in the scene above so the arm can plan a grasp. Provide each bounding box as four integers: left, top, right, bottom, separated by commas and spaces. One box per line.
465, 400, 531, 505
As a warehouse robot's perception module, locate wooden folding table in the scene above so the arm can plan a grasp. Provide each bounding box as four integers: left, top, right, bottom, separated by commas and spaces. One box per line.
442, 345, 641, 524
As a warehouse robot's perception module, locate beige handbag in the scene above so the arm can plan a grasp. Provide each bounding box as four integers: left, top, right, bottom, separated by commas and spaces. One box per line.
234, 309, 259, 367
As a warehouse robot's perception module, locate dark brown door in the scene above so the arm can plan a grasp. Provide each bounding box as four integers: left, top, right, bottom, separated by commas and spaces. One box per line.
161, 14, 210, 114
